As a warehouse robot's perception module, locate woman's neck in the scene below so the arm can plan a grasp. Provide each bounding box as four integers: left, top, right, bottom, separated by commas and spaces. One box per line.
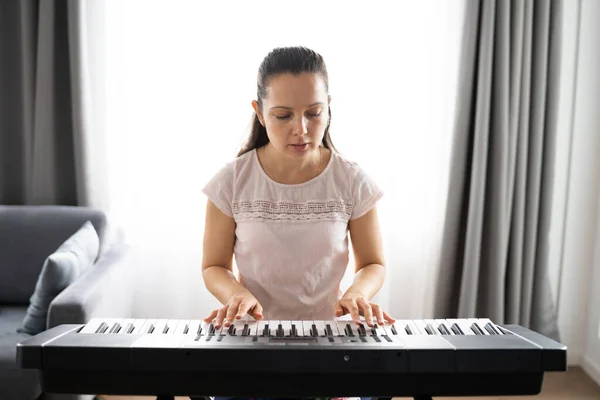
260, 144, 324, 184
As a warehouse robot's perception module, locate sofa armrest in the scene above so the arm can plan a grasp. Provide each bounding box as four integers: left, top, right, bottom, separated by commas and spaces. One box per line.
47, 241, 134, 329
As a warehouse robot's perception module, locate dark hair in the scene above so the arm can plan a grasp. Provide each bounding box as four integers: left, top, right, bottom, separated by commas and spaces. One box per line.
237, 46, 337, 157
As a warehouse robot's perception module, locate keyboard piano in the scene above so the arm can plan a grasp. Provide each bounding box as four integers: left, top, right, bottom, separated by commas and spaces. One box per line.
17, 317, 567, 400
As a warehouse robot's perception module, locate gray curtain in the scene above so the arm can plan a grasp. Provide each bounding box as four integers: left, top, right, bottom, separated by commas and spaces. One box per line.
0, 0, 90, 206
435, 0, 563, 341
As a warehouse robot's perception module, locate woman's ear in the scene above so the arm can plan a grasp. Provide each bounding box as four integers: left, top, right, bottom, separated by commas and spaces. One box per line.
251, 100, 264, 126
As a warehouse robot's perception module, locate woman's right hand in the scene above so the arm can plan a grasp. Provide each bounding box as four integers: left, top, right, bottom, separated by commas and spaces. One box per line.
203, 289, 263, 329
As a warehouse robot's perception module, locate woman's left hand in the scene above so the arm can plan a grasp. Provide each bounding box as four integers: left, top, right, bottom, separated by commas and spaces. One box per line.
333, 292, 396, 327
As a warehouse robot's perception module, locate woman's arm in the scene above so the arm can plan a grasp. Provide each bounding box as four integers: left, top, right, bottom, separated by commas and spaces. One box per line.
202, 200, 263, 327
335, 205, 394, 325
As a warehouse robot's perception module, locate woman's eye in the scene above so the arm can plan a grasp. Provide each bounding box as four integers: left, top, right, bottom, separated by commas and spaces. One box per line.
308, 113, 321, 117
275, 115, 290, 120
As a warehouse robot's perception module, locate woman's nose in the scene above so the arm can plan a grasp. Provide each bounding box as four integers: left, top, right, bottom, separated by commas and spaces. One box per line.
292, 116, 309, 135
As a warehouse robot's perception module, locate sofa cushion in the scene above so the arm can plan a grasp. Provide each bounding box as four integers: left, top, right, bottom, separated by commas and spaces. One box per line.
0, 205, 107, 304
0, 306, 42, 400
19, 221, 100, 336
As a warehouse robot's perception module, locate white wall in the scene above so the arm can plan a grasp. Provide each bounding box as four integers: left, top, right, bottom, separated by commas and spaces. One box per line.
551, 0, 600, 374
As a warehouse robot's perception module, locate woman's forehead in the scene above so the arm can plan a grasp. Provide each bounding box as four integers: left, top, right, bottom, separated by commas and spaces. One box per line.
265, 73, 328, 106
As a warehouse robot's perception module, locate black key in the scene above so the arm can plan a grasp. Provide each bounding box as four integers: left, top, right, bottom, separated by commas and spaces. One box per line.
373, 335, 381, 342
228, 325, 235, 336
183, 324, 189, 334
425, 324, 437, 335
383, 335, 393, 342
405, 325, 412, 335
208, 324, 216, 335
277, 324, 284, 337
242, 323, 249, 336
126, 323, 134, 334
451, 323, 464, 335
485, 322, 500, 335
437, 323, 450, 335
194, 334, 201, 341
390, 325, 398, 335
291, 325, 297, 337
262, 324, 269, 337
326, 324, 334, 337
162, 325, 169, 334
328, 337, 334, 343
345, 324, 355, 337
148, 324, 155, 334
359, 336, 367, 343
311, 324, 318, 337
471, 323, 484, 335
358, 323, 367, 336
95, 322, 108, 334
196, 324, 202, 335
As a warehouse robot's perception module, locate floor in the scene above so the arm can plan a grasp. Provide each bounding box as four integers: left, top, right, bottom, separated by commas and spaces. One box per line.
100, 366, 600, 400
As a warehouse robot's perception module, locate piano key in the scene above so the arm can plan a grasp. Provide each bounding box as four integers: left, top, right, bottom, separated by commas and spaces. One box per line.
302, 321, 314, 337
326, 322, 339, 336
228, 318, 246, 336
164, 319, 179, 334
291, 320, 304, 336
314, 321, 328, 336
390, 321, 404, 335
98, 318, 124, 334
152, 319, 168, 335
258, 320, 270, 336
454, 319, 476, 335
118, 319, 135, 335
245, 319, 259, 336
280, 320, 293, 336
140, 319, 157, 334
334, 321, 349, 337
130, 319, 146, 334
372, 322, 387, 337
434, 319, 453, 335
79, 318, 106, 334
467, 318, 487, 335
186, 320, 201, 335
173, 320, 189, 335
478, 318, 502, 335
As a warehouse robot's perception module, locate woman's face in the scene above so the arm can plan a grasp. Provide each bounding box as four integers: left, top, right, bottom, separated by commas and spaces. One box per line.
253, 72, 331, 160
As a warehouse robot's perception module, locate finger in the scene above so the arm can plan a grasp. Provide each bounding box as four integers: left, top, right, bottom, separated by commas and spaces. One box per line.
357, 298, 374, 326
344, 300, 360, 324
333, 302, 345, 318
371, 303, 385, 325
203, 309, 218, 322
215, 306, 229, 329
225, 300, 242, 326
236, 300, 255, 319
250, 302, 264, 320
383, 311, 396, 324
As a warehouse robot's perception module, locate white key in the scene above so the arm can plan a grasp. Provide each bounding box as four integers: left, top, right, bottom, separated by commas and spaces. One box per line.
164, 319, 179, 334
326, 321, 340, 336
291, 320, 304, 336
258, 320, 271, 336
424, 319, 439, 335
403, 320, 420, 335
79, 318, 105, 334
335, 320, 351, 337
230, 318, 247, 335
302, 321, 315, 336
455, 319, 476, 335
373, 322, 387, 337
390, 320, 405, 335
186, 320, 201, 335
280, 320, 293, 336
174, 320, 190, 335
152, 319, 168, 334
434, 319, 454, 335
140, 319, 157, 334
118, 318, 136, 334
245, 319, 259, 336
104, 318, 125, 334
314, 321, 328, 336
412, 320, 428, 335
466, 318, 489, 335
130, 319, 146, 334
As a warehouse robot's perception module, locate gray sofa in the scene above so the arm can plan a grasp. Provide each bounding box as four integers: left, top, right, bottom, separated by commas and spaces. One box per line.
0, 206, 133, 400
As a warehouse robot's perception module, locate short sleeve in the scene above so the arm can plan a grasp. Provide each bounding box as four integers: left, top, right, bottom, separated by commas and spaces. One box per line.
202, 163, 234, 217
351, 164, 384, 220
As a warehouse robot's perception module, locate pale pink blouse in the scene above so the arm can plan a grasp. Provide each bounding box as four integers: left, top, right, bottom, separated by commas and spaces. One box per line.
202, 148, 383, 320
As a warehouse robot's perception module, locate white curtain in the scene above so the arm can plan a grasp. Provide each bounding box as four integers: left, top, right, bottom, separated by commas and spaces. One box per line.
99, 0, 466, 320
